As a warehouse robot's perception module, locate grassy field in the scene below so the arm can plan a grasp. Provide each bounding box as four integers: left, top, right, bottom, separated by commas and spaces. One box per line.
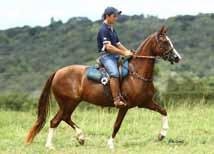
0, 102, 214, 154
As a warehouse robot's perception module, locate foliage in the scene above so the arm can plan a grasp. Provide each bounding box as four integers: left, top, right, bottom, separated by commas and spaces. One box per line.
0, 93, 36, 111
0, 14, 214, 101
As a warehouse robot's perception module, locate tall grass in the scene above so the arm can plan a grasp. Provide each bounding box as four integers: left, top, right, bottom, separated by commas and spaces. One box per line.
0, 101, 214, 154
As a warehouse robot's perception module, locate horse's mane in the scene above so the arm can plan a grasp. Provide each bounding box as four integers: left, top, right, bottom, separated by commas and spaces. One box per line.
136, 33, 155, 53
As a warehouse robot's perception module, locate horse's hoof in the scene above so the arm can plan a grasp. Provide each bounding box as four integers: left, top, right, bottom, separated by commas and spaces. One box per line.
77, 137, 85, 145
45, 144, 55, 150
75, 133, 85, 145
158, 133, 165, 141
75, 128, 85, 145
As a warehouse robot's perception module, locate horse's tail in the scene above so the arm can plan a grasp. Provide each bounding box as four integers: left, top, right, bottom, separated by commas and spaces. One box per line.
25, 71, 56, 144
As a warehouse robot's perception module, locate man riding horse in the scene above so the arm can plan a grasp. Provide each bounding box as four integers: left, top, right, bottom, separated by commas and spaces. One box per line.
25, 6, 182, 150
97, 7, 133, 108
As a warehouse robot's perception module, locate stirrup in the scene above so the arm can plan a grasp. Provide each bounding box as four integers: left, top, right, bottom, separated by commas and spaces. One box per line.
113, 96, 127, 108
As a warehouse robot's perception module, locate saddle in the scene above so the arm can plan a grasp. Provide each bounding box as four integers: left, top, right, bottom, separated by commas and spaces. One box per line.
86, 56, 130, 85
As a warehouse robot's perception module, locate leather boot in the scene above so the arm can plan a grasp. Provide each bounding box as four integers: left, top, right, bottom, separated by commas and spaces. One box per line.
109, 77, 127, 108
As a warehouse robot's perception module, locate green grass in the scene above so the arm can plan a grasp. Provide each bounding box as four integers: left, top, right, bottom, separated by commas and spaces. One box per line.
0, 102, 214, 154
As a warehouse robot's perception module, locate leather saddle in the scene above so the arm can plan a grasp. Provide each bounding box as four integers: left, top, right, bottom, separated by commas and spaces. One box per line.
86, 57, 129, 85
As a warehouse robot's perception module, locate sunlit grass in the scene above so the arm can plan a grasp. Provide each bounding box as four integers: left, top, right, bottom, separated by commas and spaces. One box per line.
0, 102, 214, 154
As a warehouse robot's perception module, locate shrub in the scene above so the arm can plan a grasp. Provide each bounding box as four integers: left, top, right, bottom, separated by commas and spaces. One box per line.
0, 93, 36, 111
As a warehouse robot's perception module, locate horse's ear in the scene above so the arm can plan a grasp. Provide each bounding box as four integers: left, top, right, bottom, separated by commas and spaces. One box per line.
157, 26, 167, 38
157, 26, 168, 39
158, 26, 164, 35
163, 26, 168, 33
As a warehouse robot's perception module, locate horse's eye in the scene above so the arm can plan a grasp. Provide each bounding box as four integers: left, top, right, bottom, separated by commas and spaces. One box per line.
162, 41, 169, 46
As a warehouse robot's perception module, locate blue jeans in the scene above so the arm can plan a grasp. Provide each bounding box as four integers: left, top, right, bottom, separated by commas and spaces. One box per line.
100, 54, 128, 78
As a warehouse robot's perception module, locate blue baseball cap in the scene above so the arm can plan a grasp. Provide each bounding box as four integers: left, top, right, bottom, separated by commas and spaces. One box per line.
103, 7, 122, 16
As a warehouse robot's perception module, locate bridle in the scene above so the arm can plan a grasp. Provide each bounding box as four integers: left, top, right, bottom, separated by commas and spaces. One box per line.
120, 54, 155, 83
155, 34, 176, 63
122, 34, 174, 82
132, 34, 174, 60
158, 44, 174, 61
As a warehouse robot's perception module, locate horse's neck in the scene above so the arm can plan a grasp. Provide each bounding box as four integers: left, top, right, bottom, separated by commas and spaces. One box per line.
131, 38, 155, 80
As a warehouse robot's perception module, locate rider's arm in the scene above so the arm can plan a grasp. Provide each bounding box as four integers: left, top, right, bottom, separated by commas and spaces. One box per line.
100, 28, 132, 56
116, 42, 129, 51
105, 42, 127, 56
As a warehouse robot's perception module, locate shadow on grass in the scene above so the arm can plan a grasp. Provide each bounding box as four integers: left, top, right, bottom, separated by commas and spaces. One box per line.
120, 136, 187, 148
166, 138, 187, 145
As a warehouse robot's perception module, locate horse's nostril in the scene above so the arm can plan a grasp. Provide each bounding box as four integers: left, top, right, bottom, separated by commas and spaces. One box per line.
175, 57, 179, 63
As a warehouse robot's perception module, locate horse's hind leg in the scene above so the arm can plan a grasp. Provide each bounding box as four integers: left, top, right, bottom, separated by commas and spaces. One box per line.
63, 111, 85, 145
45, 109, 63, 149
45, 97, 84, 149
59, 99, 85, 145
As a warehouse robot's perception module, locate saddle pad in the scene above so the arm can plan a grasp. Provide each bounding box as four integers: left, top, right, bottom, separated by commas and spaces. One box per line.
86, 58, 129, 84
86, 66, 103, 82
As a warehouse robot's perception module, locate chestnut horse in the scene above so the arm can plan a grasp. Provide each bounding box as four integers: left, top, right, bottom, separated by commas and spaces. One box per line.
25, 26, 181, 149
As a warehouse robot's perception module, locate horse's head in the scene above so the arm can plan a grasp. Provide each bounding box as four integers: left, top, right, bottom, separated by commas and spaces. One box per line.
154, 26, 182, 64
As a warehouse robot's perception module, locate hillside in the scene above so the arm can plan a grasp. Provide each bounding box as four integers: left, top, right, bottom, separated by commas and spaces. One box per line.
0, 13, 214, 94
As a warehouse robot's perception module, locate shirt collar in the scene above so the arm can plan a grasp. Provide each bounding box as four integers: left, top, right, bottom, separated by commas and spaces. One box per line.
103, 22, 114, 31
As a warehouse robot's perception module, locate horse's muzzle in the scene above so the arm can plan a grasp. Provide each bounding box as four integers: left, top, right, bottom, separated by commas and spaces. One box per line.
168, 49, 182, 64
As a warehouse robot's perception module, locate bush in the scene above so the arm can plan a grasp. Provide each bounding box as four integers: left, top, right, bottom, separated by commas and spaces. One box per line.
0, 93, 36, 111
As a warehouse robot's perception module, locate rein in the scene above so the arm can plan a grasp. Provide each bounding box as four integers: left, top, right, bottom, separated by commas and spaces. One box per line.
133, 55, 156, 59
119, 33, 172, 82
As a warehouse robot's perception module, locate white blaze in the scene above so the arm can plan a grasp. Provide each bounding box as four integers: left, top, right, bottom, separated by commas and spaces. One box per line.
166, 36, 182, 60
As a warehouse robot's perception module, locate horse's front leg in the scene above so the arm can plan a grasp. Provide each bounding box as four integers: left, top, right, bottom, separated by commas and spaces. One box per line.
139, 101, 169, 140
108, 108, 128, 150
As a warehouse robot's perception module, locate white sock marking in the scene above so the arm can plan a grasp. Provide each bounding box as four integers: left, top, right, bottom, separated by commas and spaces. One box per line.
107, 137, 114, 150
45, 128, 55, 149
160, 116, 169, 136
75, 127, 85, 142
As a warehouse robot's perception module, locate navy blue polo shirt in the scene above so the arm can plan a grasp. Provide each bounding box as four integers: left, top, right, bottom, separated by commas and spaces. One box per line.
97, 23, 120, 52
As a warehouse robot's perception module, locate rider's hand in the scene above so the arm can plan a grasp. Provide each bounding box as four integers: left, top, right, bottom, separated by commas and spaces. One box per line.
123, 50, 133, 57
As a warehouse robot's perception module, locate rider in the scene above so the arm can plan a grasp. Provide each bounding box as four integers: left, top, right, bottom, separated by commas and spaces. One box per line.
97, 7, 133, 108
